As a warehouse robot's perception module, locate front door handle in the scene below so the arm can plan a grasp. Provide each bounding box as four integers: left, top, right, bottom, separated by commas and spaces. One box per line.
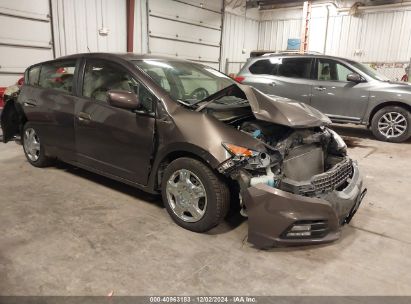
77, 112, 92, 122
314, 86, 326, 91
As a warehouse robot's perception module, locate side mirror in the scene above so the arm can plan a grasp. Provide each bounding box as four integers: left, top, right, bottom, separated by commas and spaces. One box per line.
107, 90, 140, 110
347, 73, 363, 83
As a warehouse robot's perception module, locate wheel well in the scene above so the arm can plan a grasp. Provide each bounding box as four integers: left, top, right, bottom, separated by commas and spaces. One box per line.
369, 102, 411, 125
155, 151, 213, 190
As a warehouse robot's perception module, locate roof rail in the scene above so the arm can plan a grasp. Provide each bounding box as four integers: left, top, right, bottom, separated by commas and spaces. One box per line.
250, 50, 323, 57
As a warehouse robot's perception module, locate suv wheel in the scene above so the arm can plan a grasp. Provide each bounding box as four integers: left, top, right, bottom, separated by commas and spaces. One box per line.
22, 123, 53, 167
161, 157, 230, 232
371, 106, 411, 143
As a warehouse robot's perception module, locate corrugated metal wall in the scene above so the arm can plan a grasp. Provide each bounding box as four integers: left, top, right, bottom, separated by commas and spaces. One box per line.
221, 12, 259, 73
51, 0, 127, 57
133, 0, 148, 54
0, 0, 53, 86
257, 5, 411, 63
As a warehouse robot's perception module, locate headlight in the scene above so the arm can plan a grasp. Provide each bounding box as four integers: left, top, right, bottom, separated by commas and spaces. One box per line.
328, 129, 347, 151
222, 143, 259, 158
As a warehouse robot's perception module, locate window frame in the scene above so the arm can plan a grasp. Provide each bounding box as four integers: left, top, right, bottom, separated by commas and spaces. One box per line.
248, 59, 279, 76
25, 64, 42, 87
314, 58, 357, 83
35, 59, 80, 96
78, 57, 158, 116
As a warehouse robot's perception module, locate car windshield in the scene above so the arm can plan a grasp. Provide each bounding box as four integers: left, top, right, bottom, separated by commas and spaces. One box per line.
133, 60, 235, 105
347, 60, 390, 81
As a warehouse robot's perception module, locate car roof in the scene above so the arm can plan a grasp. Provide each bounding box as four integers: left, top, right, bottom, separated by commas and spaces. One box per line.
56, 52, 195, 63
250, 53, 354, 62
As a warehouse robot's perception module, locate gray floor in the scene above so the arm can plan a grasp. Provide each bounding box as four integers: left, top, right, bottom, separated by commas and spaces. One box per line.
1, 125, 410, 296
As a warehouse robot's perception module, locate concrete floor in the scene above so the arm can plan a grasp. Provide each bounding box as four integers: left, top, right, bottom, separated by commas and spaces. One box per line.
0, 125, 410, 296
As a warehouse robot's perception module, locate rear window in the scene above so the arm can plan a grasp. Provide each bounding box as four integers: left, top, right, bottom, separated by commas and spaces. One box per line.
38, 61, 77, 94
27, 66, 41, 86
249, 59, 278, 75
277, 58, 312, 79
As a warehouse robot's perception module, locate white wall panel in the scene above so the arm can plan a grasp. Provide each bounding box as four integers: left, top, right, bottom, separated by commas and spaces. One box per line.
0, 0, 53, 86
257, 5, 411, 63
51, 0, 127, 57
134, 0, 148, 54
221, 12, 259, 73
148, 0, 223, 67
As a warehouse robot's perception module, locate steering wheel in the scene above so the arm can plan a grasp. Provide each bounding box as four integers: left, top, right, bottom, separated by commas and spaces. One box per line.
189, 87, 209, 100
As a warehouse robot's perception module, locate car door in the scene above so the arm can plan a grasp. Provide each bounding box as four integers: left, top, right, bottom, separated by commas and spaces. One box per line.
310, 58, 369, 122
19, 60, 79, 160
74, 58, 156, 185
243, 57, 314, 104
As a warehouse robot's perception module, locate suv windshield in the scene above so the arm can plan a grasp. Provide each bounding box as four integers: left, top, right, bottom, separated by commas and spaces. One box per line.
133, 60, 235, 105
347, 60, 390, 81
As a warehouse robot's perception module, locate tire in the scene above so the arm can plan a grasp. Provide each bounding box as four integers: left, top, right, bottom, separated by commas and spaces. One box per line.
371, 106, 411, 143
161, 157, 230, 233
22, 122, 53, 167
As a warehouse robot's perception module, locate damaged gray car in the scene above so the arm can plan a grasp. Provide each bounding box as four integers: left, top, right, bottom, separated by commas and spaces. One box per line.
1, 53, 367, 248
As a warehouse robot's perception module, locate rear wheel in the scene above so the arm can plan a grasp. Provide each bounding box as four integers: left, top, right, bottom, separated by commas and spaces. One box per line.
22, 123, 53, 167
371, 106, 410, 142
161, 157, 230, 232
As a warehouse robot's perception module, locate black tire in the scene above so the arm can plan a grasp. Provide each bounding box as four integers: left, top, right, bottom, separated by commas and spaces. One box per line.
371, 106, 411, 143
161, 157, 230, 233
22, 122, 53, 167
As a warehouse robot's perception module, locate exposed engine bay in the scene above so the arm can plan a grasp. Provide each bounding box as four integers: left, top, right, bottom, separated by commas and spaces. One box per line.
213, 106, 351, 215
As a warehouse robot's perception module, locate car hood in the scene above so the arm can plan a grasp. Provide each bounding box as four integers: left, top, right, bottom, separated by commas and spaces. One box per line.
238, 84, 331, 128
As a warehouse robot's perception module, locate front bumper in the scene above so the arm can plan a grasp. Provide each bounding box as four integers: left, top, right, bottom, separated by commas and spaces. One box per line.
243, 161, 366, 248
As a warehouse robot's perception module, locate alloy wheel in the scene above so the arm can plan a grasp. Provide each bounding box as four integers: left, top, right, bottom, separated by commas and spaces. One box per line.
23, 128, 41, 162
377, 112, 408, 138
165, 169, 207, 223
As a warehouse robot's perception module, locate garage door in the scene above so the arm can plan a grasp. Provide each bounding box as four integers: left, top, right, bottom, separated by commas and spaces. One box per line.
0, 0, 53, 86
148, 0, 223, 69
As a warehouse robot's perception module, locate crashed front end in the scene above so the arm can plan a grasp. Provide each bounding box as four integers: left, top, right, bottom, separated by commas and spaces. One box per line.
218, 124, 366, 248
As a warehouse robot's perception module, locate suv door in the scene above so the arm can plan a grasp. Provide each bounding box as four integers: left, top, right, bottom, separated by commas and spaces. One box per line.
74, 58, 156, 185
310, 58, 369, 122
243, 57, 314, 103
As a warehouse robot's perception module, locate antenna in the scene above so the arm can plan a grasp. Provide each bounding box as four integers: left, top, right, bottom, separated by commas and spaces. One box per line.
87, 46, 91, 53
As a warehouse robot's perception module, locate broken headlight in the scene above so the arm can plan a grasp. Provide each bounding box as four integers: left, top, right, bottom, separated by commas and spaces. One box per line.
218, 143, 265, 174
328, 128, 347, 152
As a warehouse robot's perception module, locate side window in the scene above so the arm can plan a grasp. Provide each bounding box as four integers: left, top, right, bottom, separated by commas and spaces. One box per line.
38, 61, 76, 93
249, 59, 278, 75
83, 60, 155, 113
277, 58, 312, 79
27, 66, 41, 86
318, 59, 353, 81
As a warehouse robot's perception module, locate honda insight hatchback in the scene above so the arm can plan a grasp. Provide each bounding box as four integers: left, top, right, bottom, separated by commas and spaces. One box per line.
1, 53, 367, 248
237, 53, 411, 143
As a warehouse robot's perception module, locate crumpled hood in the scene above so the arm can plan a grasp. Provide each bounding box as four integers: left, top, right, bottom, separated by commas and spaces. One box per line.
238, 84, 331, 128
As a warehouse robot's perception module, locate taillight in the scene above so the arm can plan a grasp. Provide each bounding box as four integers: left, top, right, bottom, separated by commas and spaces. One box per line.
17, 77, 24, 86
234, 76, 245, 83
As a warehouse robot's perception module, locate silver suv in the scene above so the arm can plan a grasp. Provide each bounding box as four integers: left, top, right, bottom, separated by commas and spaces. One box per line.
237, 53, 411, 142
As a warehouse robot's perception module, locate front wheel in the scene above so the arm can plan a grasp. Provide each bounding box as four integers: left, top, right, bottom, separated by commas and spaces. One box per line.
371, 106, 411, 142
161, 157, 230, 232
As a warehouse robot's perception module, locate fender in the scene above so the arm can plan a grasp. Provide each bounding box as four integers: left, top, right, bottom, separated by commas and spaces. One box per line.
146, 142, 222, 192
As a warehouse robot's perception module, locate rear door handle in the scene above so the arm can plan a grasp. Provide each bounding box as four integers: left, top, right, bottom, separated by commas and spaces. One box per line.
23, 99, 37, 107
269, 81, 276, 86
314, 86, 326, 91
77, 112, 92, 122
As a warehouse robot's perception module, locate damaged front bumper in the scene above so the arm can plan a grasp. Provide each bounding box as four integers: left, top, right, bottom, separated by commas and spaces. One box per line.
243, 161, 366, 248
